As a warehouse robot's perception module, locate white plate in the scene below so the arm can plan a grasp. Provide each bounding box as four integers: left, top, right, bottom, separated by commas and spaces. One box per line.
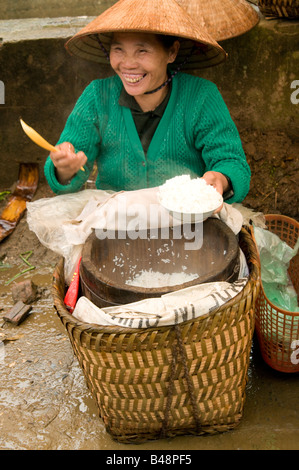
161, 202, 223, 223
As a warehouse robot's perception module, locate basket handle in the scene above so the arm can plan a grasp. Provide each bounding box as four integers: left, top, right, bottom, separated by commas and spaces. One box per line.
160, 325, 202, 437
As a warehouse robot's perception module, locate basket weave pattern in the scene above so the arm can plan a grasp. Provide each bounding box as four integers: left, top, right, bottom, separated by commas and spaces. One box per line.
53, 227, 260, 443
258, 0, 299, 18
255, 214, 299, 373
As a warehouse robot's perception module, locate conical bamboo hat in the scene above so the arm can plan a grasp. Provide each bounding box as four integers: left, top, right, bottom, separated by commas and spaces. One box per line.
65, 0, 227, 70
177, 0, 259, 41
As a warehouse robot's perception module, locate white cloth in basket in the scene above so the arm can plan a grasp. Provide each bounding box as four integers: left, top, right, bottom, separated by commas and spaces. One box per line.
72, 277, 248, 328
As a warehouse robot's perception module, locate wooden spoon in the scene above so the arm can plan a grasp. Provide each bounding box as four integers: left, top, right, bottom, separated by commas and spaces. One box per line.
20, 119, 85, 172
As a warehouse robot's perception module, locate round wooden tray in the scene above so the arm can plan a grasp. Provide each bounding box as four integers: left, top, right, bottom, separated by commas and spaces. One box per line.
80, 218, 240, 308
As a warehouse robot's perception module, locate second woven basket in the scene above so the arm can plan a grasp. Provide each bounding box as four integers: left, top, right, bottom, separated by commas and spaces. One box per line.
258, 0, 299, 18
254, 214, 299, 373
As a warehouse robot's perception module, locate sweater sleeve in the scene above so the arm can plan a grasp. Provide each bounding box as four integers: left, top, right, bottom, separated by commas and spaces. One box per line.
193, 82, 250, 203
44, 81, 101, 194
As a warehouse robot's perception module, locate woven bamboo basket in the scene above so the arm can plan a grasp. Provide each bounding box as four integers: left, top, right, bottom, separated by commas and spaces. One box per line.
258, 0, 299, 19
52, 226, 260, 443
254, 214, 299, 373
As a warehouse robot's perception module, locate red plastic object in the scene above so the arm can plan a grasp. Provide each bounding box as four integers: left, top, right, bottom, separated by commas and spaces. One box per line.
64, 257, 82, 313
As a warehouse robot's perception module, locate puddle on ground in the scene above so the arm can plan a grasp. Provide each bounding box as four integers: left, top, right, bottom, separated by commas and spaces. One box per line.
0, 264, 298, 450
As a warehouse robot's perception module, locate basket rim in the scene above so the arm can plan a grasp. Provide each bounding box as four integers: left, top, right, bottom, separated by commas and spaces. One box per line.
258, 0, 299, 17
264, 213, 299, 226
52, 225, 261, 335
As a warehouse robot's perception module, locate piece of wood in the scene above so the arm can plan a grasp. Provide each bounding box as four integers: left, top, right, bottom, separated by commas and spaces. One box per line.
3, 300, 32, 325
11, 280, 38, 304
0, 163, 39, 242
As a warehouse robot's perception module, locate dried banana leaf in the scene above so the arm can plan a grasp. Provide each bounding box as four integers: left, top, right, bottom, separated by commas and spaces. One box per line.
0, 163, 39, 242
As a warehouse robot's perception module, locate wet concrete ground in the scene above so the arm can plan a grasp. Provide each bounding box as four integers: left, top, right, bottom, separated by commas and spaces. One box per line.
0, 263, 298, 451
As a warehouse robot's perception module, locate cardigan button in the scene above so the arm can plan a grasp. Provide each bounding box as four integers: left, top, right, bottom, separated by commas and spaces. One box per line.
141, 161, 146, 166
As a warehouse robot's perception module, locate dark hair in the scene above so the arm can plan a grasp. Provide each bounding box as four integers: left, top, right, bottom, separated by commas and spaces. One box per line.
156, 34, 179, 50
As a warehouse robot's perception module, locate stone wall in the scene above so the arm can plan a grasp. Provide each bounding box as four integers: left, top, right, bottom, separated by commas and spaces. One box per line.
202, 18, 299, 136
0, 0, 114, 19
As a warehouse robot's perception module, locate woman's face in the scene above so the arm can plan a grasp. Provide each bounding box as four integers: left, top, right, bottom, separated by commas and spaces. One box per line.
110, 32, 179, 97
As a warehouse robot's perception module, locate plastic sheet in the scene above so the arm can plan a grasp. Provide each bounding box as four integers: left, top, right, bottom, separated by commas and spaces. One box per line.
254, 225, 299, 312
27, 188, 245, 284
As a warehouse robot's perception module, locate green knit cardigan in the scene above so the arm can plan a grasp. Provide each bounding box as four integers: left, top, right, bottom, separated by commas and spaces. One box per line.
44, 73, 250, 203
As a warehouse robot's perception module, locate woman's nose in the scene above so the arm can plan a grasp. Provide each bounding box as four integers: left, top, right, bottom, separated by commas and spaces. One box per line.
121, 53, 137, 68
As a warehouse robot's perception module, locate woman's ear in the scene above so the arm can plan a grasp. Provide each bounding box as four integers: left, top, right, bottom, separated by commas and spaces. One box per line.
168, 40, 180, 63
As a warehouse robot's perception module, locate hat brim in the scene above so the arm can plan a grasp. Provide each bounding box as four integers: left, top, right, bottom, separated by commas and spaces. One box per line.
66, 31, 227, 70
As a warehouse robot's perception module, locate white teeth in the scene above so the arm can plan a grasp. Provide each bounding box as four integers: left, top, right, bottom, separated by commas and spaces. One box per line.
123, 74, 145, 84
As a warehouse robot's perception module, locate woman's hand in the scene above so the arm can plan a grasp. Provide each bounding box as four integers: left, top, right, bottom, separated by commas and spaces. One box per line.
202, 171, 229, 213
202, 171, 229, 194
50, 142, 87, 184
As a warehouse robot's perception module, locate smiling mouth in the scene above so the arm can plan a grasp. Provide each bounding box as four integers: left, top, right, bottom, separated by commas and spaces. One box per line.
122, 73, 147, 84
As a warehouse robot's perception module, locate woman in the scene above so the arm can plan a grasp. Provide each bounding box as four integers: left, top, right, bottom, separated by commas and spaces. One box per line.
44, 0, 250, 203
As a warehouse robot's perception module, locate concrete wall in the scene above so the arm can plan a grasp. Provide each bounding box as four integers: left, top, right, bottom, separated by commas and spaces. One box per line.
0, 10, 298, 188
0, 0, 116, 19
203, 18, 299, 137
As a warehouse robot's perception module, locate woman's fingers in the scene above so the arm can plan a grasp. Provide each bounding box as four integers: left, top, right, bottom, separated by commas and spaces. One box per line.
202, 171, 226, 214
202, 171, 228, 195
77, 151, 88, 168
50, 142, 87, 181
